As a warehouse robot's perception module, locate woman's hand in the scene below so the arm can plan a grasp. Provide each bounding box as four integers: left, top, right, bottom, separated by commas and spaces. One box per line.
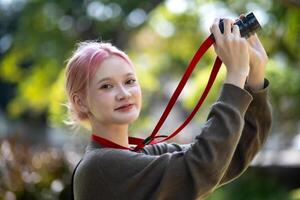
246, 33, 268, 91
236, 14, 268, 91
210, 18, 250, 89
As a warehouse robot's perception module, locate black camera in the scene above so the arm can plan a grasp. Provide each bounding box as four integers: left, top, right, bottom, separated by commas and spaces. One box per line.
218, 12, 261, 38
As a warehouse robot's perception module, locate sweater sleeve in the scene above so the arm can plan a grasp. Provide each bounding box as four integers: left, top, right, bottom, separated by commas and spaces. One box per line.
144, 79, 272, 185
74, 83, 253, 200
218, 79, 272, 185
142, 79, 272, 187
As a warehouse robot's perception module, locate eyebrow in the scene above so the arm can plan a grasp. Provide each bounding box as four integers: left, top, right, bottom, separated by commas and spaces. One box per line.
97, 73, 135, 84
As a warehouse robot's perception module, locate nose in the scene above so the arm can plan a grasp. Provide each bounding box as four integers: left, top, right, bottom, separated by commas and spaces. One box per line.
116, 85, 131, 101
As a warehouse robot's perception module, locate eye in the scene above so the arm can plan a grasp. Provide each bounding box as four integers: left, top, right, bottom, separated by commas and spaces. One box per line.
100, 84, 113, 89
126, 79, 136, 85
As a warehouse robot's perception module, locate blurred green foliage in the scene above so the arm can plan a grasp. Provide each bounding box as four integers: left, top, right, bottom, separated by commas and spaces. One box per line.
1, 0, 300, 136
206, 169, 291, 200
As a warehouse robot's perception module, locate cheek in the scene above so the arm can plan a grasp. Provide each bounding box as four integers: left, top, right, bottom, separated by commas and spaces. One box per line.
90, 91, 115, 110
132, 86, 142, 105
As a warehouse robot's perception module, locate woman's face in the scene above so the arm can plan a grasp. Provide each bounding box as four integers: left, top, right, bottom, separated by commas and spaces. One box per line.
86, 55, 142, 125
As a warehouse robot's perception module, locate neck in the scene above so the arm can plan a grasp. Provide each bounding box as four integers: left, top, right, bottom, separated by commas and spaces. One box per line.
91, 122, 130, 148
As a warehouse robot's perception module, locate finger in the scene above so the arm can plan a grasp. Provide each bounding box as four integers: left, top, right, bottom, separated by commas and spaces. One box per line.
232, 24, 240, 37
239, 14, 246, 20
250, 33, 260, 43
210, 18, 222, 43
247, 34, 256, 45
234, 14, 246, 28
234, 14, 244, 23
213, 17, 219, 23
211, 18, 221, 32
223, 18, 233, 35
247, 33, 262, 47
247, 34, 268, 58
252, 34, 266, 50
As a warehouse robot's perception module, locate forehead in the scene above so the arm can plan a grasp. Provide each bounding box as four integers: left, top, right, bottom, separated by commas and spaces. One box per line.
93, 55, 135, 79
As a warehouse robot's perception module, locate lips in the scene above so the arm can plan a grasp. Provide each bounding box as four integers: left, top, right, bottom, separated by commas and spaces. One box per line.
115, 104, 134, 110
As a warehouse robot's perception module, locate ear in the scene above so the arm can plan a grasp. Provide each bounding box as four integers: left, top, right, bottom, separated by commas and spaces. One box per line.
72, 93, 89, 113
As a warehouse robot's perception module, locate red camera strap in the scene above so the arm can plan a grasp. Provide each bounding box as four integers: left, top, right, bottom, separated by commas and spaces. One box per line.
91, 34, 222, 152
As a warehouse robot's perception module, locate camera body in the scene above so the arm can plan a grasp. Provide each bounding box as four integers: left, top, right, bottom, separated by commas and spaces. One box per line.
218, 12, 261, 38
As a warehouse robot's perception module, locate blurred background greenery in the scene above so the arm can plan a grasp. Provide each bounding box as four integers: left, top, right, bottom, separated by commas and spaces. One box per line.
0, 0, 300, 199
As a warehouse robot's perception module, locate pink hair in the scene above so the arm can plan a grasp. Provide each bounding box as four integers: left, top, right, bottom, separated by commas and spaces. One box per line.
64, 41, 134, 126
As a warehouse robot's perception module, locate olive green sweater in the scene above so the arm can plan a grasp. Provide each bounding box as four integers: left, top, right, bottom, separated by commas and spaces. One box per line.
73, 80, 272, 200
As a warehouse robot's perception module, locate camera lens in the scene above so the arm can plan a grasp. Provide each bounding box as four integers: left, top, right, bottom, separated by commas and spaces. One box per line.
244, 12, 261, 37
218, 12, 261, 38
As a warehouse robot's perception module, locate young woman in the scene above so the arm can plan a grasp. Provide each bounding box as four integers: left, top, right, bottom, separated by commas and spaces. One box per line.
65, 18, 272, 200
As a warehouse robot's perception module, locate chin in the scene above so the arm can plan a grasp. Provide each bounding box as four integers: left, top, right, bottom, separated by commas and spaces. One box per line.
113, 117, 138, 125
113, 112, 140, 124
